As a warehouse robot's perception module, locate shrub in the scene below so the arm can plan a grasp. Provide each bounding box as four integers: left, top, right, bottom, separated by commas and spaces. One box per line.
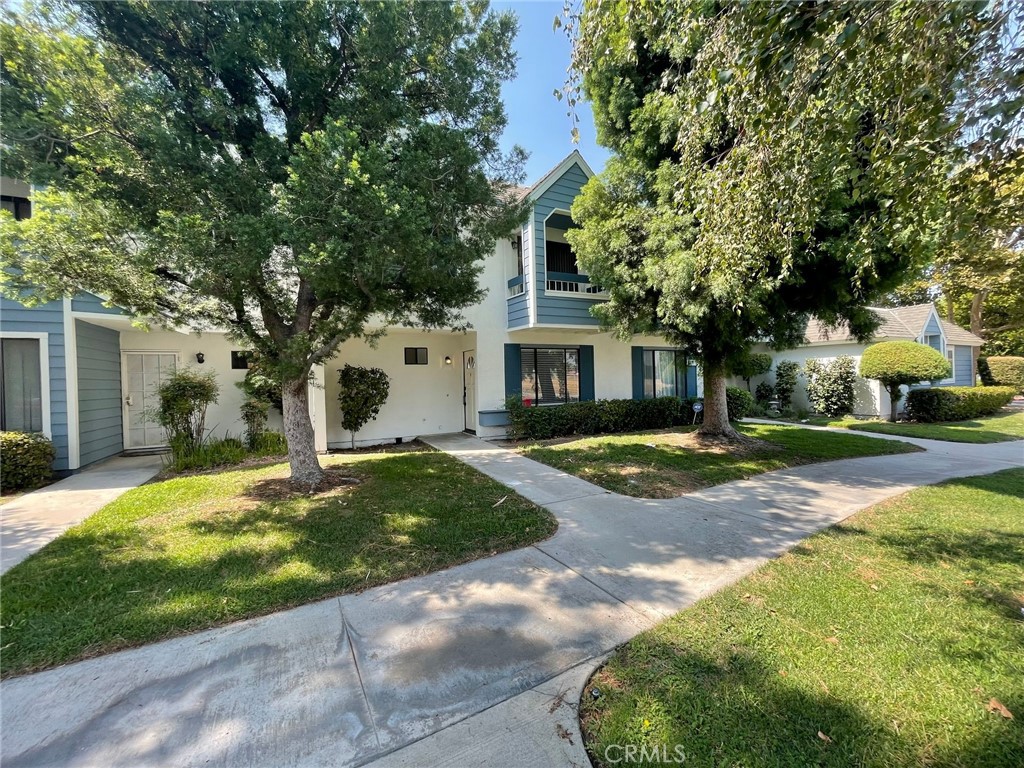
167, 435, 247, 473
860, 341, 951, 422
906, 386, 1015, 422
977, 357, 995, 386
725, 387, 754, 420
0, 432, 55, 492
251, 430, 288, 456
505, 396, 686, 440
754, 381, 775, 404
158, 368, 219, 455
237, 357, 282, 411
338, 364, 391, 448
732, 352, 772, 391
240, 397, 270, 450
803, 356, 857, 417
985, 356, 1024, 393
773, 361, 800, 409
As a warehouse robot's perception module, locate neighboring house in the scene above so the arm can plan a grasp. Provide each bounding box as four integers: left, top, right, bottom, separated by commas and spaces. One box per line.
1, 154, 702, 468
737, 304, 984, 418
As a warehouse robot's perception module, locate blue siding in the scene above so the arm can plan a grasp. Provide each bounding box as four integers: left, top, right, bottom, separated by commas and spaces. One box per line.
0, 297, 70, 470
76, 320, 123, 466
533, 164, 601, 327
504, 343, 522, 399
71, 292, 127, 315
953, 345, 974, 386
923, 313, 942, 338
507, 294, 529, 328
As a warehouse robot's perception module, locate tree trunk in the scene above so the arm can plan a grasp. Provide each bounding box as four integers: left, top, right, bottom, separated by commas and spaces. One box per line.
281, 376, 325, 487
886, 385, 899, 423
698, 364, 740, 438
970, 289, 987, 337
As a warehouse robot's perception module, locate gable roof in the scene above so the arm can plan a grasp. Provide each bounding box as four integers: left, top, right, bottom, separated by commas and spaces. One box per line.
804, 304, 983, 347
517, 150, 594, 204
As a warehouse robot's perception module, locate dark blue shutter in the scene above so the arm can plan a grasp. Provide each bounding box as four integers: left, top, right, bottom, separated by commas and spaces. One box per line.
686, 363, 698, 398
504, 344, 522, 400
631, 346, 645, 400
579, 345, 595, 401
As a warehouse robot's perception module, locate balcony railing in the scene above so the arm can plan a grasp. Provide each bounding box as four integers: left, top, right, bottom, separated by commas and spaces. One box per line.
544, 271, 607, 298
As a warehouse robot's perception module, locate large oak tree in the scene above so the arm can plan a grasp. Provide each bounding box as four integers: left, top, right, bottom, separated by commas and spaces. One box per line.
1, 0, 527, 484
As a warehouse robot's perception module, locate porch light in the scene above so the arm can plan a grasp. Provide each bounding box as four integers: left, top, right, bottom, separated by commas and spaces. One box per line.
444, 356, 453, 366
195, 352, 205, 364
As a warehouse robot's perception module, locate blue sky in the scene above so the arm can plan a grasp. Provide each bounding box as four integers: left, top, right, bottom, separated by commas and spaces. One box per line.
494, 1, 611, 183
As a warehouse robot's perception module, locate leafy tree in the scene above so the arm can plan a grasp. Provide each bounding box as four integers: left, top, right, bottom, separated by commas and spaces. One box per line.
732, 352, 772, 393
773, 361, 801, 411
564, 1, 1019, 438
859, 341, 951, 422
804, 356, 857, 418
338, 364, 391, 448
0, 1, 526, 485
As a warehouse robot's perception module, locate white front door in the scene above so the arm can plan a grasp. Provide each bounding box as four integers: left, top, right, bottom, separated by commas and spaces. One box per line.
123, 352, 178, 449
463, 350, 477, 432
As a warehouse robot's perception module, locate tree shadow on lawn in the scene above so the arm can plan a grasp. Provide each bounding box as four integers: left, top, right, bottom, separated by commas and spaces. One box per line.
583, 641, 915, 768
0, 451, 555, 676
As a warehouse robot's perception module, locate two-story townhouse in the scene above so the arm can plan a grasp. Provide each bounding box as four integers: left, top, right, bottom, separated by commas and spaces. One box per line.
1, 154, 702, 470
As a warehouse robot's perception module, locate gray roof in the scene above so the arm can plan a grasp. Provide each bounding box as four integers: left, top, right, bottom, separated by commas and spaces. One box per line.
804, 304, 982, 347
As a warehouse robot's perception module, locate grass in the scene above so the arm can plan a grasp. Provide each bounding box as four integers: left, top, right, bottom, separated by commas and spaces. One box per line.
802, 411, 1024, 444
519, 423, 918, 498
0, 447, 556, 677
581, 469, 1024, 768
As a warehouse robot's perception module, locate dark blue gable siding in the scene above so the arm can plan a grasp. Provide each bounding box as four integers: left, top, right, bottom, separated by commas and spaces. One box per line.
0, 296, 70, 470
532, 164, 601, 327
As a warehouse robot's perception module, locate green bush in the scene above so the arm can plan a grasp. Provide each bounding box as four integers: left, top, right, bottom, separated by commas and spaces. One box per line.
1, 432, 55, 492
804, 355, 856, 417
985, 356, 1024, 393
977, 357, 994, 386
158, 368, 219, 456
725, 387, 754, 419
754, 381, 775, 404
251, 430, 288, 456
166, 435, 248, 473
505, 396, 691, 440
338, 364, 391, 447
773, 361, 800, 409
732, 352, 772, 390
240, 397, 270, 450
860, 341, 951, 422
905, 386, 1015, 422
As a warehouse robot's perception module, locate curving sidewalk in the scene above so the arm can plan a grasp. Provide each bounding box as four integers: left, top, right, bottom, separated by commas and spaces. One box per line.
0, 430, 1020, 768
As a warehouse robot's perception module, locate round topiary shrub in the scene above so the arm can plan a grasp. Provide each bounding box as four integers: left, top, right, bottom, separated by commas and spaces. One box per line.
859, 341, 951, 422
732, 352, 772, 391
725, 386, 755, 420
0, 431, 55, 492
985, 356, 1024, 393
338, 364, 391, 448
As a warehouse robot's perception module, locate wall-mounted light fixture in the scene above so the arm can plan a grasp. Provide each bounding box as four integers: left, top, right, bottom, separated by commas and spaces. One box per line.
444, 355, 453, 366
195, 352, 205, 364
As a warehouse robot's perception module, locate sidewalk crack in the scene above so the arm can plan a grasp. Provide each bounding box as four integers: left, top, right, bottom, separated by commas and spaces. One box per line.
339, 600, 382, 750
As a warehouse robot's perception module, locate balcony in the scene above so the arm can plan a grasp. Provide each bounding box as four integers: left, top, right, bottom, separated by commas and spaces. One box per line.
544, 271, 608, 298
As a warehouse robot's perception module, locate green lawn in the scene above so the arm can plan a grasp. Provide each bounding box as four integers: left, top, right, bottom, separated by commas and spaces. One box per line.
0, 448, 555, 677
519, 423, 919, 498
804, 411, 1024, 444
581, 469, 1024, 768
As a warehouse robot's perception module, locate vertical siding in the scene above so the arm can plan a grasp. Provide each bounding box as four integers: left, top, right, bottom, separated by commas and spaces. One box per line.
0, 297, 69, 469
953, 345, 974, 386
533, 164, 601, 326
76, 320, 123, 466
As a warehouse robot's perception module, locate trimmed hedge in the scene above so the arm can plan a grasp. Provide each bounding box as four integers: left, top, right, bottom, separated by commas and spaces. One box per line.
1, 432, 55, 492
905, 386, 1016, 423
506, 396, 708, 440
985, 356, 1024, 393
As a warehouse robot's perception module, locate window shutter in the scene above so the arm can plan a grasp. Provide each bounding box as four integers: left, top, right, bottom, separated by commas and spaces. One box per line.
686, 363, 699, 398
631, 347, 644, 400
579, 345, 595, 401
504, 344, 522, 400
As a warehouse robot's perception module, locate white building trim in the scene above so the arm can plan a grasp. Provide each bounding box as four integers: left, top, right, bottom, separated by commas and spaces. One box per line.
0, 331, 52, 439
62, 298, 81, 469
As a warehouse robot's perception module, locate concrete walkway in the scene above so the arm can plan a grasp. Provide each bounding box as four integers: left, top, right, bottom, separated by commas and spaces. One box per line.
1, 454, 164, 574
0, 432, 1020, 768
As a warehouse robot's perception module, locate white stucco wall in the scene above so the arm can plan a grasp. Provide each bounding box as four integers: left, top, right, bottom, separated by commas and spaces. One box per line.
738, 343, 888, 417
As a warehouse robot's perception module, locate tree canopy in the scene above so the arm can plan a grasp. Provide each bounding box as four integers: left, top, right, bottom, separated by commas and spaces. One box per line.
564, 0, 1021, 436
1, 0, 527, 483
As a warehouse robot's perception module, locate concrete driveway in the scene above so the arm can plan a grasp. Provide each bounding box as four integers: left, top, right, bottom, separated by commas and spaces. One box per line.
0, 431, 1020, 767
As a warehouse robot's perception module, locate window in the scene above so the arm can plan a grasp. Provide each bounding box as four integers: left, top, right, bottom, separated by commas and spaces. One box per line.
404, 347, 428, 365
514, 234, 524, 277
0, 338, 44, 432
0, 195, 31, 221
546, 240, 578, 274
642, 349, 691, 399
231, 351, 253, 370
944, 347, 956, 383
923, 334, 943, 352
520, 347, 579, 405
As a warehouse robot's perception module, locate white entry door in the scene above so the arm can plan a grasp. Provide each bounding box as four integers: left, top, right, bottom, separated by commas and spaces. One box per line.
463, 350, 477, 432
123, 352, 178, 449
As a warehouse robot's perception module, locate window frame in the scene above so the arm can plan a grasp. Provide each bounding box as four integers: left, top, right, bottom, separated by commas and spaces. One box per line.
0, 195, 32, 221
404, 347, 429, 366
0, 332, 51, 437
520, 346, 581, 405
641, 348, 692, 399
